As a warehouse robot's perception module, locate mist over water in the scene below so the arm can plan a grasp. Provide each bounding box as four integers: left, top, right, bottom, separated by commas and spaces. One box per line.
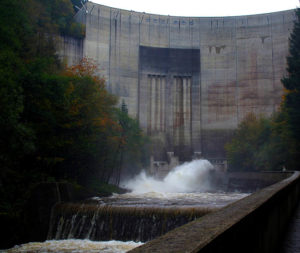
107, 159, 249, 208
122, 159, 214, 194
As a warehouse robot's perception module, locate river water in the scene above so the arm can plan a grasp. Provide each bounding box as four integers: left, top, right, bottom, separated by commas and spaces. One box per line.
94, 191, 248, 208
4, 160, 249, 253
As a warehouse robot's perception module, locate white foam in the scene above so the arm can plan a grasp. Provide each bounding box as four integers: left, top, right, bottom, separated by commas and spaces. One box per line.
122, 159, 214, 194
6, 239, 143, 253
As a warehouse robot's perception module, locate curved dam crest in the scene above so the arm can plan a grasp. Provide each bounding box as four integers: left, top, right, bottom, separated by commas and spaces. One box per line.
59, 3, 295, 160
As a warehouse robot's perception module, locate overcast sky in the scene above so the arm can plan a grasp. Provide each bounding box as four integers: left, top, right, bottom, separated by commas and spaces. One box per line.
89, 0, 299, 17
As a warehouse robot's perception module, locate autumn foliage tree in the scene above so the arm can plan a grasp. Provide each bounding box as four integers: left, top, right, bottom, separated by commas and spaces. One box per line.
56, 58, 122, 185
24, 58, 149, 186
0, 0, 150, 248
21, 57, 138, 186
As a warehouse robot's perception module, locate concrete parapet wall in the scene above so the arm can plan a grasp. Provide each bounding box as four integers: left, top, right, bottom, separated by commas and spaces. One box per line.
211, 171, 293, 192
129, 171, 300, 253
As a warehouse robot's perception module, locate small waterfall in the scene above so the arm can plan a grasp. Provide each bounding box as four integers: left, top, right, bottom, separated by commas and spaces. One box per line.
48, 202, 215, 242
47, 160, 225, 243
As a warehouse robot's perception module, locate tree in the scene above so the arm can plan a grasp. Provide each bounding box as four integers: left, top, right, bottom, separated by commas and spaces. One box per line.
59, 58, 121, 184
21, 57, 121, 185
0, 0, 117, 248
111, 101, 149, 185
225, 113, 270, 171
281, 8, 300, 170
0, 1, 149, 246
0, 1, 38, 213
225, 111, 295, 171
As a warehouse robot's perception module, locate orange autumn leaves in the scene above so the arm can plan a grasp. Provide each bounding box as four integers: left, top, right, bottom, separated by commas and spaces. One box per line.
62, 57, 125, 148
64, 57, 99, 78
27, 57, 148, 185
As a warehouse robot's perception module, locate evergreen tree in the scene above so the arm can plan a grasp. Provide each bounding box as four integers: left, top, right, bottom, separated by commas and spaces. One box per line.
281, 8, 300, 170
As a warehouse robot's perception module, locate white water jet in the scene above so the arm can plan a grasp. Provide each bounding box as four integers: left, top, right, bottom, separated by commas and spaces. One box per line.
123, 159, 214, 194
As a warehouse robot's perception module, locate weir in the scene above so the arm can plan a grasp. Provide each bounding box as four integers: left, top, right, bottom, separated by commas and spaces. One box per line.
46, 160, 221, 243
45, 160, 292, 249
47, 203, 215, 242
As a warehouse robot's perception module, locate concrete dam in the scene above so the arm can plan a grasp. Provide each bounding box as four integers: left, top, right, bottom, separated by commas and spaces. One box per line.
60, 2, 295, 161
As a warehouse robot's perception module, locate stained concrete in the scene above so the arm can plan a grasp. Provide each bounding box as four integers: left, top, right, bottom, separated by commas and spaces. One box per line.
60, 3, 295, 160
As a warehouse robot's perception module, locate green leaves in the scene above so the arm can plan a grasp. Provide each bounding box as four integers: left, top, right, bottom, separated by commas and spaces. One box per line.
226, 113, 289, 171
280, 8, 300, 169
0, 0, 147, 247
0, 2, 149, 248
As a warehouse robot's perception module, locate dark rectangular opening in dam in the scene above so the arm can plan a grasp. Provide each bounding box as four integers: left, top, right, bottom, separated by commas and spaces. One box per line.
139, 46, 200, 74
139, 46, 200, 161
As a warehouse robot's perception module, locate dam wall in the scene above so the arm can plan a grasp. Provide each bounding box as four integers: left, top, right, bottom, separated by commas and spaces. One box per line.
60, 3, 295, 160
130, 171, 300, 253
58, 35, 84, 66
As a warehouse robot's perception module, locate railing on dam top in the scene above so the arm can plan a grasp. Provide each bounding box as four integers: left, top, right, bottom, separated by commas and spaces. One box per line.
129, 171, 300, 253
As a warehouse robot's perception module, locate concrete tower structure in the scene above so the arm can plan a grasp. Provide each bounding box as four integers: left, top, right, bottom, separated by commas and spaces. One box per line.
59, 2, 295, 161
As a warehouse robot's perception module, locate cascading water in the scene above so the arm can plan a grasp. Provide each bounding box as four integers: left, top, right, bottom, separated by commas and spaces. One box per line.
6, 159, 249, 253
45, 159, 247, 241
46, 203, 213, 243
43, 160, 227, 247
108, 159, 247, 208
123, 159, 214, 193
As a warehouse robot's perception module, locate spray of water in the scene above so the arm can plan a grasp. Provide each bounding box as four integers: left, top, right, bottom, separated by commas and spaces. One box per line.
122, 159, 214, 194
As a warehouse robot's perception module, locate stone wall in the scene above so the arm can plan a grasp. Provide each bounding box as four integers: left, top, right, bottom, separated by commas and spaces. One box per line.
60, 3, 295, 160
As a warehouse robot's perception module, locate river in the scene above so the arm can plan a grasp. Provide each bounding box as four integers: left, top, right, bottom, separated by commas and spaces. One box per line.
4, 160, 249, 253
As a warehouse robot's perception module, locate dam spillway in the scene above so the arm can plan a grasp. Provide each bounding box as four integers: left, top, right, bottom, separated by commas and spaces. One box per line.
6, 161, 294, 252
60, 3, 295, 160
47, 202, 215, 242
47, 160, 247, 242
